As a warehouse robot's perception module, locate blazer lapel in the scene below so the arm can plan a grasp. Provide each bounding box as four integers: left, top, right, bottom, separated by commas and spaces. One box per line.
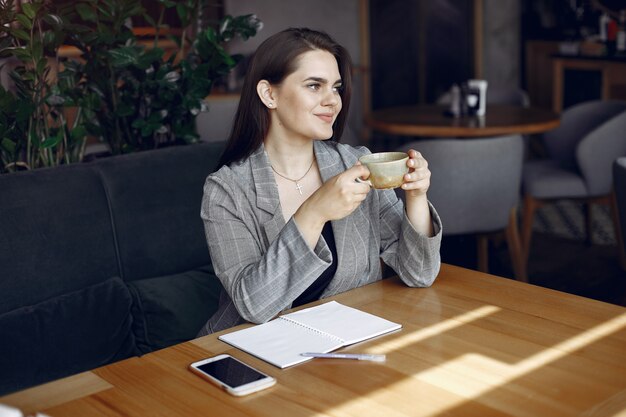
250, 144, 285, 246
315, 141, 368, 294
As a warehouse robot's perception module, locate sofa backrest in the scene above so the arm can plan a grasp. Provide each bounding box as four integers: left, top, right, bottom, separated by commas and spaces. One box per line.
0, 164, 120, 312
94, 142, 222, 281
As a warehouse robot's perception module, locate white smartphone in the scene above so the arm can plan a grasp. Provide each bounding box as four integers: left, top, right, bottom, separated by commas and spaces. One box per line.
189, 354, 276, 396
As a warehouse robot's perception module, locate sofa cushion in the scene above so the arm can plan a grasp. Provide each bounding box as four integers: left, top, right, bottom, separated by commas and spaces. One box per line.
94, 141, 226, 281
0, 164, 120, 315
0, 276, 137, 395
128, 264, 222, 354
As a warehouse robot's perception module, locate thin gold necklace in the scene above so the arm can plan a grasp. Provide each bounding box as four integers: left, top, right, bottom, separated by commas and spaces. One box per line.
270, 158, 315, 195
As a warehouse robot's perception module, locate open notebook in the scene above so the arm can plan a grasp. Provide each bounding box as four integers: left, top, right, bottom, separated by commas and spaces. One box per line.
218, 301, 402, 368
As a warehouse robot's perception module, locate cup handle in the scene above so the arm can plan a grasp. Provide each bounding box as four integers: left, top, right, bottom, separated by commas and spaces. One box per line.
355, 177, 372, 187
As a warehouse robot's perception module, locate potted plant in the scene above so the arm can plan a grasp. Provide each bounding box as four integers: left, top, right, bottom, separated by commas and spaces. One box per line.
0, 0, 260, 173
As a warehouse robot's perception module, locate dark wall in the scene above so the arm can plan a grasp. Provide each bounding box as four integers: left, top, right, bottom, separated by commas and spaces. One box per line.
369, 0, 421, 109
369, 0, 474, 109
423, 0, 474, 103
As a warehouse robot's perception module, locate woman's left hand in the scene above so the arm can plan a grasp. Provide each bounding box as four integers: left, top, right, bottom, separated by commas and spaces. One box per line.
401, 149, 431, 199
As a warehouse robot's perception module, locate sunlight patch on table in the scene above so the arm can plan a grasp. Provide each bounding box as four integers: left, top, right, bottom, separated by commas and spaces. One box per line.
369, 305, 501, 355
413, 312, 626, 416
340, 304, 626, 417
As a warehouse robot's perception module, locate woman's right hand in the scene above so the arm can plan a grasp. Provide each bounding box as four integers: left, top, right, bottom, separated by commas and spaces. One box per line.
298, 163, 371, 227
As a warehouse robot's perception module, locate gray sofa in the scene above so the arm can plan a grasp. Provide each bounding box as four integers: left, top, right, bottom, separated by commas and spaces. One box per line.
0, 141, 226, 395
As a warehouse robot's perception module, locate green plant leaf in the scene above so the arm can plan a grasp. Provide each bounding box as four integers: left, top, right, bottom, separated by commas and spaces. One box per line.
10, 28, 30, 41
115, 102, 135, 117
10, 47, 31, 61
108, 46, 139, 67
158, 0, 177, 8
43, 14, 64, 28
1, 138, 16, 153
95, 3, 112, 19
36, 58, 46, 76
21, 2, 36, 19
124, 4, 144, 20
141, 122, 157, 137
42, 31, 57, 50
29, 130, 40, 146
15, 14, 33, 30
70, 126, 87, 142
137, 47, 164, 69
31, 39, 43, 63
62, 23, 92, 35
0, 88, 14, 108
221, 52, 236, 68
16, 100, 33, 123
40, 133, 63, 149
143, 13, 155, 27
176, 3, 188, 23
204, 27, 216, 43
148, 111, 163, 123
76, 3, 98, 23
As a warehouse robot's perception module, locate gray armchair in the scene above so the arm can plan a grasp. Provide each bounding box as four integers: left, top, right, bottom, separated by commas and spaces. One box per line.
613, 157, 626, 270
522, 100, 626, 261
398, 135, 526, 281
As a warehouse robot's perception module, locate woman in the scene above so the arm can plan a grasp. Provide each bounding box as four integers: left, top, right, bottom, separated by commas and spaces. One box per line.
198, 28, 441, 336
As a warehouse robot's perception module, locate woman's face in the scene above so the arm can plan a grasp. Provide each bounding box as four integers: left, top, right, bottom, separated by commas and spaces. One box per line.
269, 49, 343, 142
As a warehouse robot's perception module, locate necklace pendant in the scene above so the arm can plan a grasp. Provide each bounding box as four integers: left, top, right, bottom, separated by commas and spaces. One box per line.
295, 182, 303, 195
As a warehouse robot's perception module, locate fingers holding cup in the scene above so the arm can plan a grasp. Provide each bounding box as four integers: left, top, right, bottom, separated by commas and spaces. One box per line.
401, 149, 431, 196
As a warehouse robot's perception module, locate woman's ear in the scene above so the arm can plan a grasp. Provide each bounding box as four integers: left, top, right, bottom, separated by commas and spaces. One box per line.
256, 80, 276, 109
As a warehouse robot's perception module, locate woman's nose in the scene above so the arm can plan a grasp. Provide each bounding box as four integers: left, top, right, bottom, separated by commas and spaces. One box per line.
322, 89, 340, 107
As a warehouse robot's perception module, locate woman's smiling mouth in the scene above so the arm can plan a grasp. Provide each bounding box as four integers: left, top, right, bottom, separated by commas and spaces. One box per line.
315, 113, 334, 123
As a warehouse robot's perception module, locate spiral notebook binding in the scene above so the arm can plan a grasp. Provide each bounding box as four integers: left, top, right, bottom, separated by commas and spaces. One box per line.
279, 316, 345, 344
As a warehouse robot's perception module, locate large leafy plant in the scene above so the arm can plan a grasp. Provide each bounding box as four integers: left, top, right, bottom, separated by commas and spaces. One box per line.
0, 0, 88, 172
55, 0, 260, 154
0, 0, 260, 173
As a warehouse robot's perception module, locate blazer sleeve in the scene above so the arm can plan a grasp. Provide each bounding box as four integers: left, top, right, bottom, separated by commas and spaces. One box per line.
378, 189, 442, 287
201, 175, 332, 324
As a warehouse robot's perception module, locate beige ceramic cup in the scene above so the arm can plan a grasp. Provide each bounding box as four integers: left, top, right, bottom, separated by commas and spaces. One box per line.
357, 152, 409, 189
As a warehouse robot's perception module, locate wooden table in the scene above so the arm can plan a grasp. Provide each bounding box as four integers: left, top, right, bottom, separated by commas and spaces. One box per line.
366, 105, 560, 138
3, 264, 625, 417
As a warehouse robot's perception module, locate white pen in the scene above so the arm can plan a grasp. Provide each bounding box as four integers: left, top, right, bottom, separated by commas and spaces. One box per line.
301, 352, 386, 362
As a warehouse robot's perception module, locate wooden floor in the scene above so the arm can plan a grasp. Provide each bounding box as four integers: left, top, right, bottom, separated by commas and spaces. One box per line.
442, 232, 626, 307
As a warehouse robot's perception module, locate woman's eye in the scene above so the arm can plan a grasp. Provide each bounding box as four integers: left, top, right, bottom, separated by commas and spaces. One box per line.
333, 85, 343, 93
307, 83, 320, 91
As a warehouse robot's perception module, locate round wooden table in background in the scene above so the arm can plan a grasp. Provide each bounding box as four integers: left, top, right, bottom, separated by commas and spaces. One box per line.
366, 104, 560, 138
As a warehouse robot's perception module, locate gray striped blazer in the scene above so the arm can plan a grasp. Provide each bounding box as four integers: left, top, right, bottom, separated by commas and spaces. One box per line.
197, 140, 442, 335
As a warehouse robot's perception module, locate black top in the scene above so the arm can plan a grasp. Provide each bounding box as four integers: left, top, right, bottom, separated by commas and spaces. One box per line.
292, 222, 338, 307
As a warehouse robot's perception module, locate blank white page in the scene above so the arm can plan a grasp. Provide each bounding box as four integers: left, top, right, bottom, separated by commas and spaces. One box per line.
218, 317, 342, 368
282, 301, 401, 345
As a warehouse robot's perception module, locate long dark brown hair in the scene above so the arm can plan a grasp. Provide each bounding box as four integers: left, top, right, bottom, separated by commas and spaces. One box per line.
217, 27, 353, 168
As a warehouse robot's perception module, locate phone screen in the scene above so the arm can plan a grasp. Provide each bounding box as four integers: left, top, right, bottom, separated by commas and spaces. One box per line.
197, 356, 268, 388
